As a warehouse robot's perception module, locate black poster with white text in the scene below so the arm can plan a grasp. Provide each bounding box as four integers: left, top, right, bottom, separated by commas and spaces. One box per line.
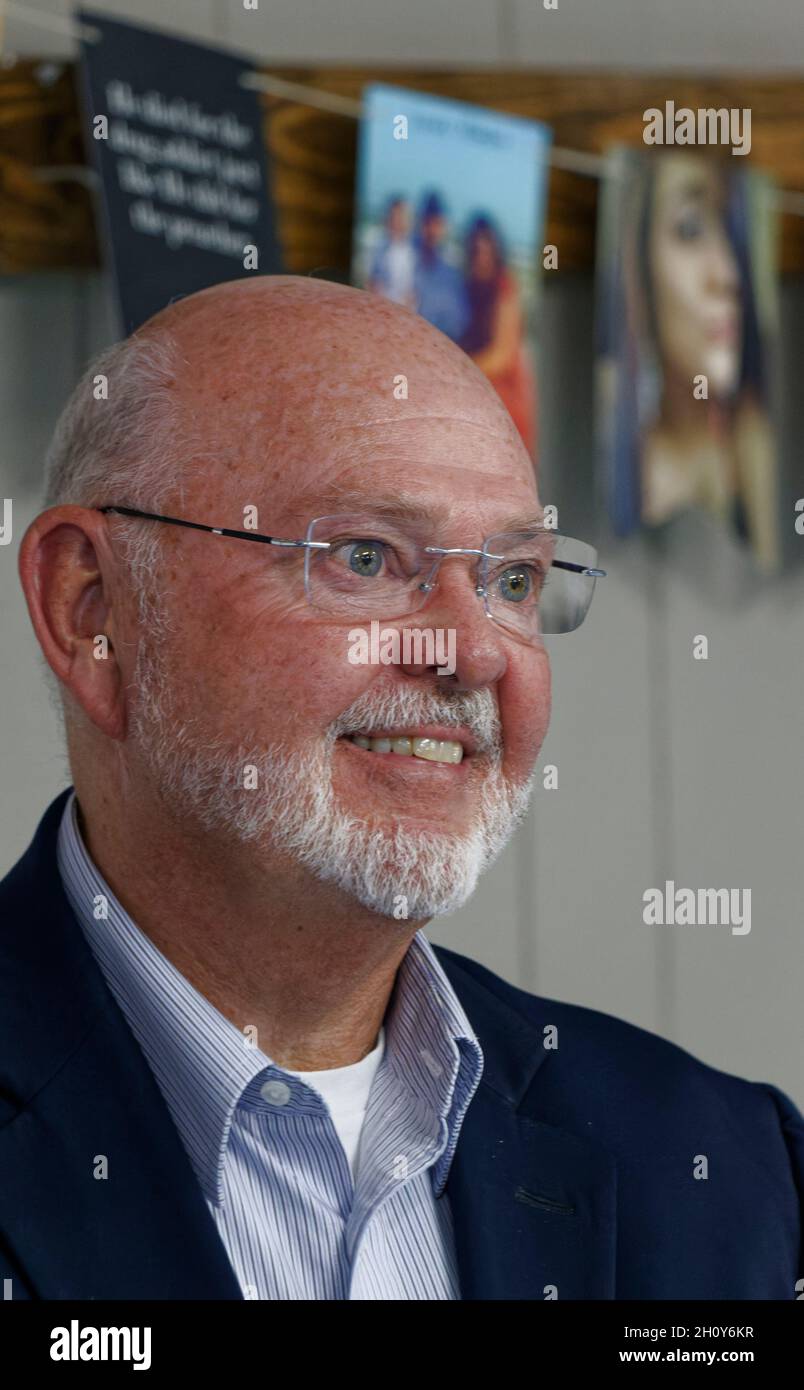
78, 11, 281, 333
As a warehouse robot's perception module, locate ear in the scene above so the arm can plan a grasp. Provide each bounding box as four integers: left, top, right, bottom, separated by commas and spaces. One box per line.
18, 505, 130, 740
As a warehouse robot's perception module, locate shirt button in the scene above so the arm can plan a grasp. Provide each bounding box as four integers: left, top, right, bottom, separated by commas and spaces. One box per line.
260, 1079, 292, 1106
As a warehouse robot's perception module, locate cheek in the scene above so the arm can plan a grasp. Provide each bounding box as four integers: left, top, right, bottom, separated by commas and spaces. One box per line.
185, 610, 384, 742
267, 623, 376, 712
498, 650, 551, 773
656, 252, 702, 344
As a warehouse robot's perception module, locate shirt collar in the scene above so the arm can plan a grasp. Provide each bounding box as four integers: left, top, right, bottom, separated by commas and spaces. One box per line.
56, 789, 484, 1205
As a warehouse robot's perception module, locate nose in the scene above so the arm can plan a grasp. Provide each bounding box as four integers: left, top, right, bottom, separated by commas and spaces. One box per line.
707, 224, 740, 295
396, 554, 509, 689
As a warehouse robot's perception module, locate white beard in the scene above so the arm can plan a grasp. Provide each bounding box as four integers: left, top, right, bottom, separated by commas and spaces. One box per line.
127, 614, 535, 920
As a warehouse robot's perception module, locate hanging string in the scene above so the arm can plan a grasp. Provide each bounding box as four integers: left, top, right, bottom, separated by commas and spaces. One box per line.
241, 71, 612, 178
240, 71, 804, 204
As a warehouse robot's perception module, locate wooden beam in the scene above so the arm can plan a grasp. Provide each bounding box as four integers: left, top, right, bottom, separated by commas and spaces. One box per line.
0, 63, 97, 272
1, 62, 803, 275
263, 68, 804, 276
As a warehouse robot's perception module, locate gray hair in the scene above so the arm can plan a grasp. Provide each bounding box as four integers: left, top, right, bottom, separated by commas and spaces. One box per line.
44, 328, 187, 507
42, 329, 190, 733
44, 327, 199, 584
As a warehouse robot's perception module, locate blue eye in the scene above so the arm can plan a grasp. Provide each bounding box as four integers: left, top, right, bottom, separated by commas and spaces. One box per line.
346, 541, 384, 577
498, 565, 534, 603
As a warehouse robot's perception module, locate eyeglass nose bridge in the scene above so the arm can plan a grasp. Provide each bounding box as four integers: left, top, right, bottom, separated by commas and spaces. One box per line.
418, 544, 505, 596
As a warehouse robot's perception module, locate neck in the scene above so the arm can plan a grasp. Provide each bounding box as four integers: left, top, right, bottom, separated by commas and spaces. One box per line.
71, 771, 419, 1071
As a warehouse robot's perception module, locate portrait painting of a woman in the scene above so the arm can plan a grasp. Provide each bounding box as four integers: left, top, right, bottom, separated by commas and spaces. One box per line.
597, 149, 780, 570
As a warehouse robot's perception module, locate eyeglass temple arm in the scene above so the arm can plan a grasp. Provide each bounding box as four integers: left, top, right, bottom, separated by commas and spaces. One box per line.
96, 506, 329, 549
553, 559, 607, 577
97, 507, 605, 575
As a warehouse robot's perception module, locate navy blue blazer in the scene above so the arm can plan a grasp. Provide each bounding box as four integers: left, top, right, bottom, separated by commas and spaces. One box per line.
1, 788, 802, 1300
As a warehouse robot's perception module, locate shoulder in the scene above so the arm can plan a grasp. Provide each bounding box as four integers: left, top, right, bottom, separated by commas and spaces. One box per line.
434, 943, 804, 1187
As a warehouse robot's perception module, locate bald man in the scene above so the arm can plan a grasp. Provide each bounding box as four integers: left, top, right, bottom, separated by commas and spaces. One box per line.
1, 277, 801, 1302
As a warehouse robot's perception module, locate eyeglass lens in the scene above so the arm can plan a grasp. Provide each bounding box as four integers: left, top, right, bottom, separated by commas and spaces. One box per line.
303, 513, 599, 637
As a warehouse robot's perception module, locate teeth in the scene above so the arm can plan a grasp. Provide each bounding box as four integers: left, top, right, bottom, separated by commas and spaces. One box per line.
412, 737, 463, 765
349, 734, 464, 765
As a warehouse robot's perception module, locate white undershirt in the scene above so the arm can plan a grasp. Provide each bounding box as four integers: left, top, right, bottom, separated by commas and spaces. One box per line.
285, 1026, 387, 1182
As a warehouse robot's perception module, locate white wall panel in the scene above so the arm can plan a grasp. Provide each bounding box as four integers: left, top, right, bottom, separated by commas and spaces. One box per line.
7, 0, 802, 70
506, 0, 804, 72
217, 0, 505, 66
5, 0, 218, 56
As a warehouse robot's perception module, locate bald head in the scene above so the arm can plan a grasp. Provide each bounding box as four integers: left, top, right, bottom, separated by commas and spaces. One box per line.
134, 274, 534, 517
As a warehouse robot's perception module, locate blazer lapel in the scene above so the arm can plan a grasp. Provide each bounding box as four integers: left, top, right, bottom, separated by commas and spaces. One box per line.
437, 950, 618, 1300
0, 790, 242, 1300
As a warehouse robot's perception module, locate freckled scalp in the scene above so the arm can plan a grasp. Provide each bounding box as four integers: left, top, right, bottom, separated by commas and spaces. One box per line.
136, 274, 536, 513
140, 276, 513, 426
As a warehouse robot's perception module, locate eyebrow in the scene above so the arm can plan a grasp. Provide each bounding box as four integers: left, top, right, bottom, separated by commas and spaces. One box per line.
285, 488, 546, 534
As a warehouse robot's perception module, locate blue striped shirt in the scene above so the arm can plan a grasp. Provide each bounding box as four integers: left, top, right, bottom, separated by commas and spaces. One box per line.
56, 791, 484, 1299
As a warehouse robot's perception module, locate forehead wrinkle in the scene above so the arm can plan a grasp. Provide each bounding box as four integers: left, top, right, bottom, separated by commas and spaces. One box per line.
279, 484, 545, 535
349, 414, 515, 439
300, 427, 531, 491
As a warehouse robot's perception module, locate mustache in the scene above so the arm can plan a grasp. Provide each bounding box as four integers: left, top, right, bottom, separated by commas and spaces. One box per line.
328, 683, 502, 756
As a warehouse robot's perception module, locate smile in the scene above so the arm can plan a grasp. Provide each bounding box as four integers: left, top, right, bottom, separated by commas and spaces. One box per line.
344, 733, 465, 765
